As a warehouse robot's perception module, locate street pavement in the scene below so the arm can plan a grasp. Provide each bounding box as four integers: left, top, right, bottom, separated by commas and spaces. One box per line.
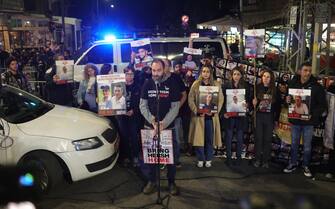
36, 155, 335, 209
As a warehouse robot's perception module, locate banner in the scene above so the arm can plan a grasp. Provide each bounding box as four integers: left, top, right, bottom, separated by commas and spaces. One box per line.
97, 74, 127, 116
258, 94, 272, 113
141, 129, 174, 164
244, 29, 265, 58
226, 89, 247, 117
198, 85, 219, 113
288, 89, 311, 119
55, 60, 74, 84
131, 38, 153, 71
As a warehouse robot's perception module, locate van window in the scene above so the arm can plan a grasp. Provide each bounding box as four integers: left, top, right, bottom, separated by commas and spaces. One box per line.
166, 42, 188, 62
79, 44, 113, 65
151, 43, 166, 58
193, 42, 224, 58
121, 43, 131, 63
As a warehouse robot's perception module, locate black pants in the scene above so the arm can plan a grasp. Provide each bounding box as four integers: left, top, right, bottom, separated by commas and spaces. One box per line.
255, 112, 274, 163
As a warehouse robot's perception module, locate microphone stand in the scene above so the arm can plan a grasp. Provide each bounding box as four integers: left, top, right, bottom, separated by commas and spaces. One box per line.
155, 81, 162, 204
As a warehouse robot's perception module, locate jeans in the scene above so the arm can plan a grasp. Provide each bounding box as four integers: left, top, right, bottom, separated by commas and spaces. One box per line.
142, 129, 178, 185
195, 119, 214, 161
255, 113, 274, 163
225, 118, 244, 159
290, 125, 314, 167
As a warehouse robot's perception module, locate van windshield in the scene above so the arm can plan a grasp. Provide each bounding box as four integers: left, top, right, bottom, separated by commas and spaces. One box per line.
0, 85, 54, 124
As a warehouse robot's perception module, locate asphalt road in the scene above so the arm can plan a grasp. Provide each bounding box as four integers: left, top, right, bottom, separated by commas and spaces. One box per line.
35, 156, 335, 209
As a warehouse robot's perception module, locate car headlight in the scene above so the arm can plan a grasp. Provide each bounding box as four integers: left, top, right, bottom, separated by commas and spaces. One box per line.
72, 137, 103, 151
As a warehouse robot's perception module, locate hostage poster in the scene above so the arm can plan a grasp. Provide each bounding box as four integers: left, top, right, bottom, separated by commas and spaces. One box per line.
288, 89, 311, 120
244, 29, 265, 58
226, 89, 247, 117
97, 74, 127, 116
183, 47, 202, 77
131, 38, 153, 71
198, 86, 219, 114
55, 60, 74, 84
141, 129, 174, 165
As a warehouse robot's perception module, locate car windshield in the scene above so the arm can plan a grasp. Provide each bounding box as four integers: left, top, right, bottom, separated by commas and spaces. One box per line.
0, 85, 54, 124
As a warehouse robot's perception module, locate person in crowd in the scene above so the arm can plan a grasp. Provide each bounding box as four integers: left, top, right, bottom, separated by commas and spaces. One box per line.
139, 59, 180, 195
188, 65, 223, 168
100, 85, 112, 109
0, 45, 10, 69
173, 62, 195, 156
77, 63, 99, 112
200, 53, 217, 80
135, 66, 152, 88
325, 81, 335, 179
229, 39, 240, 61
100, 63, 112, 75
222, 66, 250, 166
163, 59, 187, 168
1, 57, 30, 92
111, 85, 126, 110
116, 67, 141, 167
252, 69, 281, 168
64, 49, 71, 60
283, 62, 327, 177
44, 54, 72, 105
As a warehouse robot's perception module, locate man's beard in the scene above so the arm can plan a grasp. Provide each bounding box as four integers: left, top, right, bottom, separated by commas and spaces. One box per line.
152, 75, 163, 82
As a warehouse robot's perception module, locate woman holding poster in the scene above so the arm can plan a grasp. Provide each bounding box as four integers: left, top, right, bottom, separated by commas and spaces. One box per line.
222, 66, 250, 166
188, 65, 224, 168
252, 69, 281, 168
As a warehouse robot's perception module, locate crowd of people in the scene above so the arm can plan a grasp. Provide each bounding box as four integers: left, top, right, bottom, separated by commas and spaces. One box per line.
1, 44, 334, 196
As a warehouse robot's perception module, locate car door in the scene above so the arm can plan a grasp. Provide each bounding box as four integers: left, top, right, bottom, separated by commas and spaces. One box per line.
0, 90, 13, 165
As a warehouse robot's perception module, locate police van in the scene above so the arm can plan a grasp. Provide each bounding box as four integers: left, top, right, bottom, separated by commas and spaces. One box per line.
73, 37, 229, 81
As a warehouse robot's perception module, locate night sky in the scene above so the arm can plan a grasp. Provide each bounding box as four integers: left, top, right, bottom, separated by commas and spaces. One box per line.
64, 0, 238, 31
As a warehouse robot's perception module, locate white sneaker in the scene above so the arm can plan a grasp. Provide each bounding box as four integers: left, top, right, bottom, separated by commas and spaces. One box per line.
205, 161, 212, 168
197, 161, 204, 168
303, 166, 312, 178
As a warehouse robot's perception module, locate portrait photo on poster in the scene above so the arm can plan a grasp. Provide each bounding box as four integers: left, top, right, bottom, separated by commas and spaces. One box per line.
198, 85, 219, 114
183, 47, 202, 76
288, 88, 311, 120
55, 60, 74, 84
131, 38, 154, 71
226, 89, 247, 116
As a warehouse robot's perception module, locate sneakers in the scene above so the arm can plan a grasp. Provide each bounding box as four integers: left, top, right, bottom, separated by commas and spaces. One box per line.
283, 164, 297, 173
205, 161, 212, 168
169, 183, 179, 196
143, 182, 156, 195
197, 161, 204, 168
303, 166, 312, 178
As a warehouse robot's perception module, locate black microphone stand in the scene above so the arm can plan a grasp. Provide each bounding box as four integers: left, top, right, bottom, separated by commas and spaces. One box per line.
155, 81, 163, 204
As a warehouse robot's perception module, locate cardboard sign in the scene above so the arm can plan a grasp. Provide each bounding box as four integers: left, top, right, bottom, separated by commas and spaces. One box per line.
131, 38, 153, 71
97, 74, 127, 116
288, 89, 311, 120
198, 85, 219, 113
55, 60, 74, 84
141, 129, 174, 165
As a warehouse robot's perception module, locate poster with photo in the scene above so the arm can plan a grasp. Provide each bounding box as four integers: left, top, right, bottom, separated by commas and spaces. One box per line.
258, 94, 272, 113
141, 129, 174, 165
238, 64, 249, 74
288, 89, 311, 120
198, 86, 219, 114
226, 61, 238, 71
226, 89, 247, 117
247, 66, 258, 76
215, 58, 227, 79
131, 38, 154, 71
273, 71, 280, 82
244, 29, 265, 58
97, 74, 127, 116
246, 74, 256, 85
280, 72, 292, 83
55, 60, 74, 84
183, 47, 202, 77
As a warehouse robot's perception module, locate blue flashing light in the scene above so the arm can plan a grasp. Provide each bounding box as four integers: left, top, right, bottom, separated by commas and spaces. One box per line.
104, 34, 116, 42
19, 173, 34, 187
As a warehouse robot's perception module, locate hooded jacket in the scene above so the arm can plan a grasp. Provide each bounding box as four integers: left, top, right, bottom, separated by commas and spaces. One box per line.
288, 75, 327, 126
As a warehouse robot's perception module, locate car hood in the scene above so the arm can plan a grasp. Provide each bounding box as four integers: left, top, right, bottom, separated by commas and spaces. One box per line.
17, 105, 111, 140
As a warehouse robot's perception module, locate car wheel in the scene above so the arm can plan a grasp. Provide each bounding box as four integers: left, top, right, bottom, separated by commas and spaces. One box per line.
19, 151, 63, 194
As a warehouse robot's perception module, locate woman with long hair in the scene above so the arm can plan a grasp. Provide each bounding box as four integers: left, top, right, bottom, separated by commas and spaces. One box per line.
252, 69, 280, 168
188, 65, 224, 168
222, 66, 251, 166
77, 63, 99, 112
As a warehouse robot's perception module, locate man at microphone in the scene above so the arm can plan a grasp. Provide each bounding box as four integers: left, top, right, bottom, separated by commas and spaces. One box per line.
140, 59, 180, 195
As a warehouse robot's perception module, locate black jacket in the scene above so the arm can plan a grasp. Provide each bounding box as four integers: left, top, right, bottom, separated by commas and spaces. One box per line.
288, 75, 327, 126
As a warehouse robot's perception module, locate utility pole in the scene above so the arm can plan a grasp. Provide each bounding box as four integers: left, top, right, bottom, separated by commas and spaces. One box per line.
240, 0, 244, 59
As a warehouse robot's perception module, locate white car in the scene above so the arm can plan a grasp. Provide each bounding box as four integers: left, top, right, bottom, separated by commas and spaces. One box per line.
0, 84, 119, 193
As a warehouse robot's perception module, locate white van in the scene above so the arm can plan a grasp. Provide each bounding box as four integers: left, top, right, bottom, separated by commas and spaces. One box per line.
0, 84, 119, 193
73, 37, 229, 81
